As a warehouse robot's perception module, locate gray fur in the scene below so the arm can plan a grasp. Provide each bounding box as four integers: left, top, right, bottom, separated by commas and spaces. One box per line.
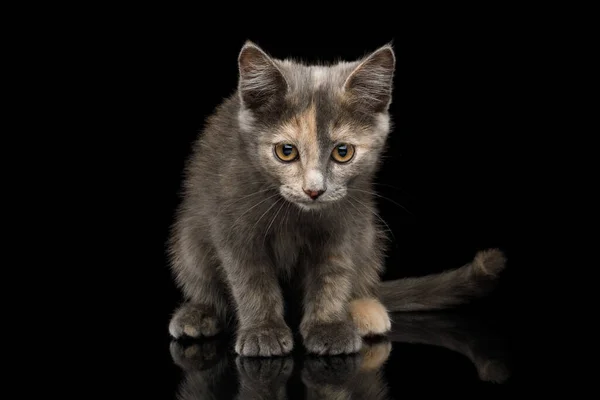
380, 248, 507, 311
168, 41, 506, 356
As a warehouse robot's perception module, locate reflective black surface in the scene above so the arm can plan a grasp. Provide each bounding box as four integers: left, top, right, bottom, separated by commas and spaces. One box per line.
165, 311, 513, 399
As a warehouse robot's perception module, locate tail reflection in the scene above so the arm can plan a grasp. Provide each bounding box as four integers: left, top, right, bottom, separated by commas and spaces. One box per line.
388, 312, 510, 383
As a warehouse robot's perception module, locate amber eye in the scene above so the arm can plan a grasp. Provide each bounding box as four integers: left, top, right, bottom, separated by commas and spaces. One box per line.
274, 143, 299, 162
331, 143, 355, 163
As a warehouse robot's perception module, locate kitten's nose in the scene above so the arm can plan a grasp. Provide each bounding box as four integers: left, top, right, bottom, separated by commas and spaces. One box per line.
303, 188, 325, 200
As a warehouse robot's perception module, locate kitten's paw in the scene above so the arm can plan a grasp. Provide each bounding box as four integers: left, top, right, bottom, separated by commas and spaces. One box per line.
349, 298, 391, 337
169, 303, 221, 338
235, 356, 294, 383
235, 323, 294, 357
302, 354, 361, 386
169, 339, 224, 371
303, 321, 363, 355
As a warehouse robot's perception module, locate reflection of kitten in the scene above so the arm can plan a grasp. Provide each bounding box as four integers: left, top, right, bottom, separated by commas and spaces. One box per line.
170, 340, 238, 400
170, 338, 391, 400
168, 40, 507, 356
169, 313, 510, 399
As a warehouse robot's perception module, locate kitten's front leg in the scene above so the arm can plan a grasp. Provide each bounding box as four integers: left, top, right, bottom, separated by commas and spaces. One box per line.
300, 254, 362, 355
221, 250, 293, 357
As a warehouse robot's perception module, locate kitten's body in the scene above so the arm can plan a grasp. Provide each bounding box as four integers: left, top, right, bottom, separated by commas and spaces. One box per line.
168, 42, 506, 356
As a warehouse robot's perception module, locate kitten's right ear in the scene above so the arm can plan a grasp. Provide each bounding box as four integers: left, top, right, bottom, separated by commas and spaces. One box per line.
343, 44, 396, 113
238, 41, 288, 110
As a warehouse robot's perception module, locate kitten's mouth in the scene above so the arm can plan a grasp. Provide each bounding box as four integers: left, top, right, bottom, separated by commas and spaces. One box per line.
281, 194, 326, 211
279, 187, 341, 211
294, 201, 325, 211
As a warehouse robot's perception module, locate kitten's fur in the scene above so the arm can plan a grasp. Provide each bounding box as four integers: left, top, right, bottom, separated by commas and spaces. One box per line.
168, 41, 506, 356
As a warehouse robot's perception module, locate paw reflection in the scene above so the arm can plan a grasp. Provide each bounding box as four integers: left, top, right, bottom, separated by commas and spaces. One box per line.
303, 339, 391, 400
360, 337, 392, 372
170, 338, 237, 400
302, 353, 362, 386
236, 356, 293, 380
169, 338, 225, 371
169, 312, 511, 399
236, 356, 294, 399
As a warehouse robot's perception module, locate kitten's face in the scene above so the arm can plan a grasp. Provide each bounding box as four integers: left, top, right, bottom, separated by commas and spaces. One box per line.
237, 42, 395, 211
255, 103, 390, 211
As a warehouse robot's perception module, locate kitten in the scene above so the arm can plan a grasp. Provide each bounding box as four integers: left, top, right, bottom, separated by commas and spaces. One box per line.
167, 41, 506, 356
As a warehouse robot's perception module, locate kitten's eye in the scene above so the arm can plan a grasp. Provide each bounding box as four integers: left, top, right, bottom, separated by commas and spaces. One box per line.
274, 143, 299, 162
331, 143, 355, 163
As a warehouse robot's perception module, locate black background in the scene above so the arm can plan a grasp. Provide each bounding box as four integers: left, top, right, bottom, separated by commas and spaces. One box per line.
98, 13, 542, 397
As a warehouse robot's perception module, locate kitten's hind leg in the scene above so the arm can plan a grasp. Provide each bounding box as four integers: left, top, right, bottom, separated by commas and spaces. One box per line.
349, 298, 391, 337
169, 303, 221, 338
168, 224, 230, 339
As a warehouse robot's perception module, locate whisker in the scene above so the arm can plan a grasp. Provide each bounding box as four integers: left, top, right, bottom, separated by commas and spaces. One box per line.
224, 186, 277, 206
348, 195, 396, 242
346, 196, 368, 218
371, 182, 409, 193
250, 197, 283, 234
348, 188, 412, 216
263, 198, 287, 245
281, 201, 292, 231
226, 193, 281, 241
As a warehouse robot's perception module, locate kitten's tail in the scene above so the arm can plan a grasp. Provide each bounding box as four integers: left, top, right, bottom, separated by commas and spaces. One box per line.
379, 249, 507, 312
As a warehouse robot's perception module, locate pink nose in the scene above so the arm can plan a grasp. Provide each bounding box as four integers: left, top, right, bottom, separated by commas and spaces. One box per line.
303, 189, 325, 200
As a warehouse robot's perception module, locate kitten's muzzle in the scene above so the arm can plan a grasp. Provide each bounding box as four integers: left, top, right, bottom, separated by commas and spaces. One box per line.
303, 188, 325, 200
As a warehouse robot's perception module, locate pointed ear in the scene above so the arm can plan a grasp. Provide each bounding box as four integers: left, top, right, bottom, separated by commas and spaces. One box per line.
343, 45, 396, 113
238, 41, 288, 110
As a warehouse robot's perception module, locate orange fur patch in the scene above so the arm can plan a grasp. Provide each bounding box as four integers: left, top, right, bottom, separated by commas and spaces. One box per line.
296, 103, 317, 142
182, 325, 199, 337
349, 298, 391, 336
278, 103, 319, 162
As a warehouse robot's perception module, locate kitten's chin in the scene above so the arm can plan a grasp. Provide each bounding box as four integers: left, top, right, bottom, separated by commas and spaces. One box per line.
294, 201, 326, 212
280, 188, 339, 212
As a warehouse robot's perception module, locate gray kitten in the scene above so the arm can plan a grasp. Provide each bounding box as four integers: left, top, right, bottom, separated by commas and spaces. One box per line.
167, 41, 506, 356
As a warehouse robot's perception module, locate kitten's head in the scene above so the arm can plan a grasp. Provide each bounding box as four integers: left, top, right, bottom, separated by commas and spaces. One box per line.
237, 41, 395, 211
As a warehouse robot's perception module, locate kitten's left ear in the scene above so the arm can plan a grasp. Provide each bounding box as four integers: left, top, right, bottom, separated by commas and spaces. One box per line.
238, 41, 288, 110
344, 44, 396, 113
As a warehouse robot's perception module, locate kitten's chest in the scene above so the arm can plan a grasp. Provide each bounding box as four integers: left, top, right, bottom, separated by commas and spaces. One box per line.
269, 229, 304, 272
268, 222, 333, 272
